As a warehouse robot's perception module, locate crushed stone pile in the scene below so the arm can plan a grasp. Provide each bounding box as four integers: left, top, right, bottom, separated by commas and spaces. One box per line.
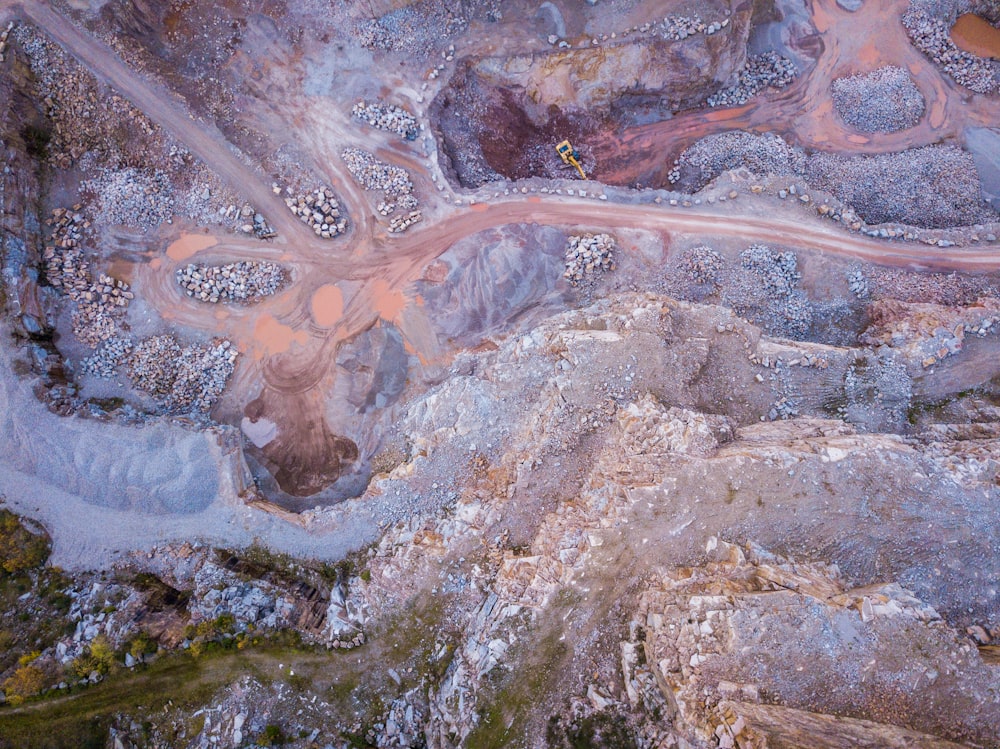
669, 131, 805, 190
706, 51, 796, 108
831, 66, 926, 132
352, 100, 418, 140
122, 334, 237, 413
342, 148, 414, 200
42, 207, 133, 348
176, 261, 286, 304
284, 186, 346, 238
659, 14, 730, 40
679, 245, 725, 286
0, 21, 12, 62
564, 233, 616, 286
806, 144, 996, 229
388, 211, 423, 234
81, 336, 132, 378
725, 245, 812, 340
82, 167, 174, 230
903, 1, 999, 95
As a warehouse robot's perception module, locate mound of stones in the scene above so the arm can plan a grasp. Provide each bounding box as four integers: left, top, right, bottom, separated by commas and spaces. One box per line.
724, 245, 812, 339
903, 1, 999, 94
351, 100, 418, 140
81, 167, 174, 230
341, 148, 422, 230
669, 131, 806, 190
284, 186, 346, 238
831, 66, 925, 132
176, 261, 286, 304
124, 335, 237, 412
806, 144, 995, 229
43, 207, 133, 348
564, 233, 616, 286
706, 51, 796, 108
680, 245, 725, 286
342, 147, 414, 200
660, 14, 730, 40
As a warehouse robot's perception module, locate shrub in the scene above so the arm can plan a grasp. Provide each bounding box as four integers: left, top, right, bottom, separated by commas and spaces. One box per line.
0, 510, 50, 574
2, 664, 46, 705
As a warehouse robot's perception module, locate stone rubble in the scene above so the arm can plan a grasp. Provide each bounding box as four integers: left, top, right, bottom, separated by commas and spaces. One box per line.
42, 207, 133, 348
904, 1, 1000, 94
831, 65, 925, 133
81, 167, 174, 231
175, 261, 286, 304
283, 186, 346, 238
563, 232, 616, 286
352, 100, 419, 140
124, 335, 238, 412
706, 51, 796, 108
679, 245, 725, 286
342, 147, 414, 199
387, 210, 423, 233
0, 21, 13, 62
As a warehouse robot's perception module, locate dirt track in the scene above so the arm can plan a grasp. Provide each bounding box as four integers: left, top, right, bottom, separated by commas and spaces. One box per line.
13, 0, 1000, 499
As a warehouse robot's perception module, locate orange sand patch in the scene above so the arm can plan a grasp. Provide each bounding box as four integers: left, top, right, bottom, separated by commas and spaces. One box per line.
470, 202, 488, 211
166, 232, 217, 261
371, 279, 406, 322
150, 257, 162, 270
311, 284, 344, 327
214, 308, 230, 320
254, 314, 309, 356
847, 134, 870, 144
952, 14, 1000, 60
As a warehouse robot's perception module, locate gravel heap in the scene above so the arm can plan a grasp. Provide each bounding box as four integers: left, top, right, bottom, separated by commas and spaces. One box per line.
351, 100, 418, 140
806, 144, 996, 229
81, 167, 174, 230
725, 245, 812, 339
669, 131, 805, 191
80, 336, 133, 378
659, 14, 730, 40
354, 3, 470, 55
342, 148, 414, 200
284, 187, 347, 238
564, 233, 616, 286
706, 51, 796, 108
123, 334, 237, 412
903, 1, 999, 95
831, 66, 926, 132
42, 207, 133, 348
847, 267, 869, 297
679, 245, 725, 286
175, 261, 287, 304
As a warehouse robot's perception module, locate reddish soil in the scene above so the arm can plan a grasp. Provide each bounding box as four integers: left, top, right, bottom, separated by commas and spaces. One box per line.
952, 14, 1000, 60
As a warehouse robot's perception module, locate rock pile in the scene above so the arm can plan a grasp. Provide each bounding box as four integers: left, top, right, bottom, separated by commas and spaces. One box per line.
847, 267, 869, 297
387, 210, 422, 233
679, 245, 725, 286
120, 335, 238, 412
724, 245, 812, 339
563, 233, 616, 286
176, 261, 286, 303
707, 51, 796, 108
81, 336, 132, 378
82, 168, 174, 230
831, 66, 925, 132
660, 14, 730, 40
669, 131, 805, 190
903, 3, 999, 94
284, 186, 346, 238
43, 207, 133, 348
341, 147, 414, 202
351, 100, 418, 140
806, 144, 996, 229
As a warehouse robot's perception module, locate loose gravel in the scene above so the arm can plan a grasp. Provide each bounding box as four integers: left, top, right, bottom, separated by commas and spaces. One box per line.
831, 66, 925, 133
706, 51, 796, 108
176, 261, 287, 304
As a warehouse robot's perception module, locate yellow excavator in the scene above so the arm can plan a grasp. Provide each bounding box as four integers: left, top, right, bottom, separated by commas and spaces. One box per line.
556, 140, 586, 179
